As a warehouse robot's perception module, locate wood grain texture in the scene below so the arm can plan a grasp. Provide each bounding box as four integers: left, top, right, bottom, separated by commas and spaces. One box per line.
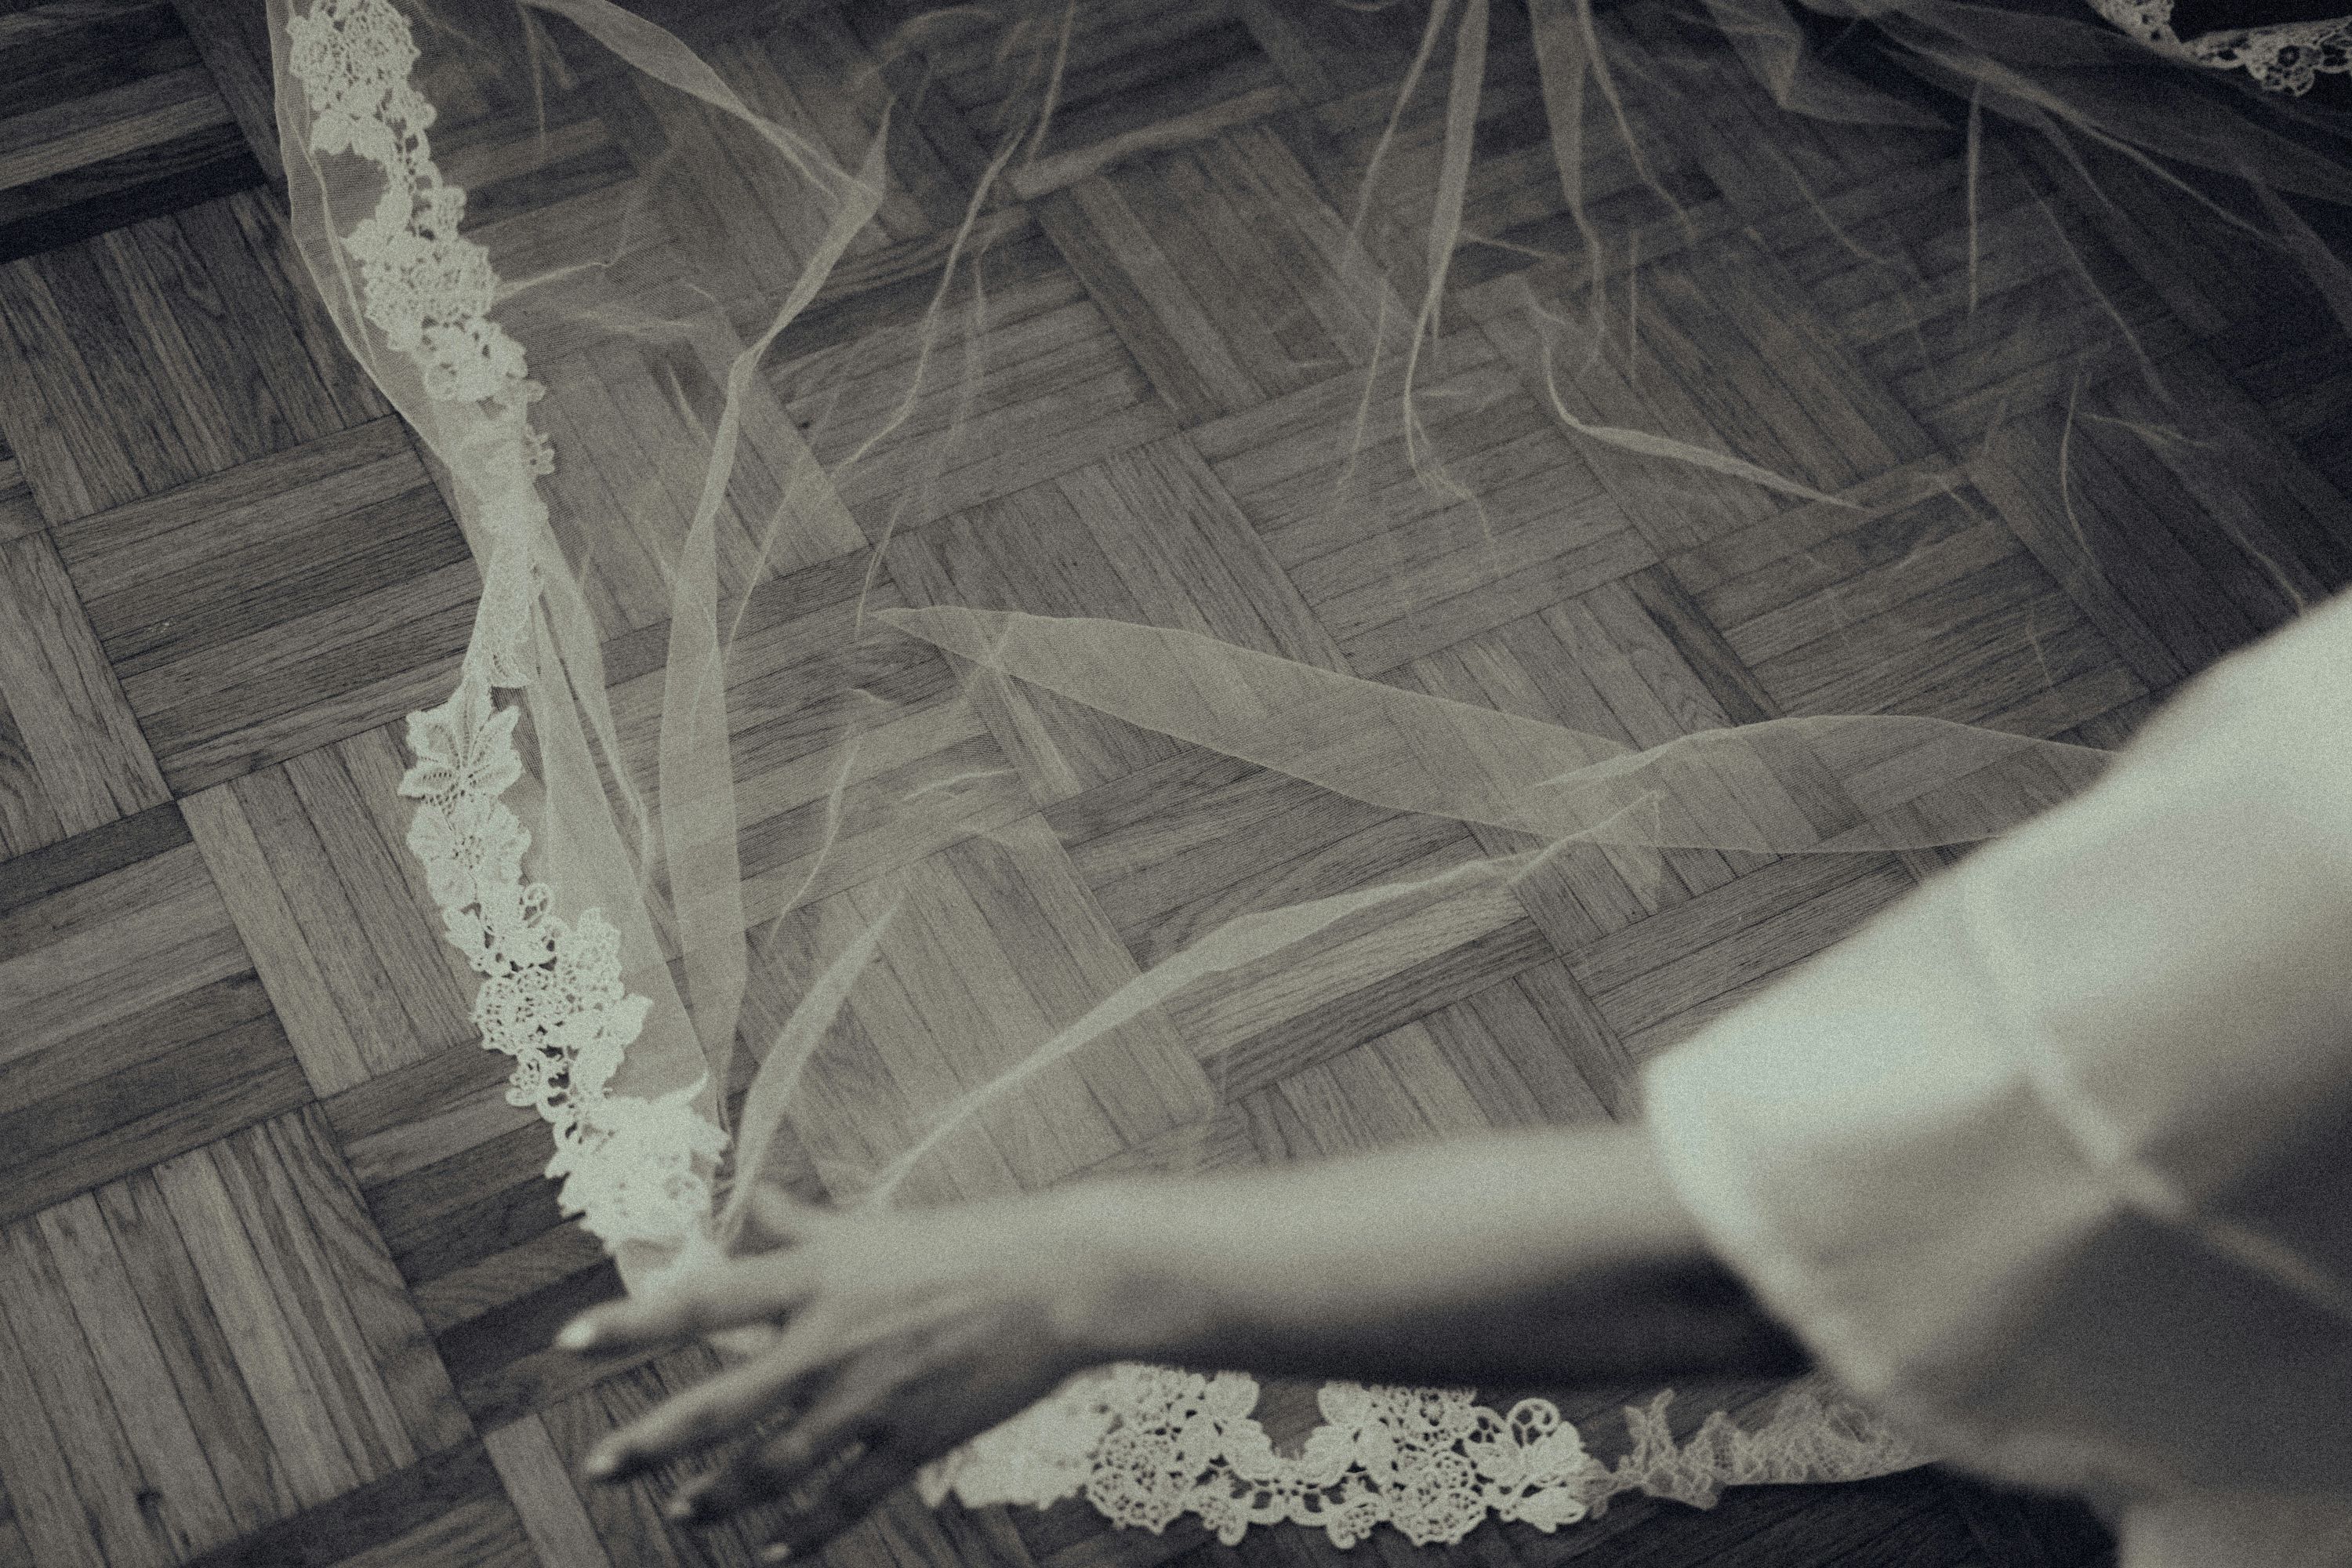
0, 1215, 194, 1568
0, 529, 169, 852
170, 0, 292, 193
483, 1412, 619, 1568
0, 820, 313, 1225
52, 416, 474, 793
95, 1167, 307, 1532
0, 3, 266, 263
174, 1441, 511, 1568
767, 219, 1179, 535
145, 1110, 473, 1515
184, 734, 477, 1095
0, 188, 383, 523
0, 449, 39, 543
5, 0, 2319, 1559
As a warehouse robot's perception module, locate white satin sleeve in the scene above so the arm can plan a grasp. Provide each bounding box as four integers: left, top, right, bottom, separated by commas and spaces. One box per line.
1640, 588, 2352, 1566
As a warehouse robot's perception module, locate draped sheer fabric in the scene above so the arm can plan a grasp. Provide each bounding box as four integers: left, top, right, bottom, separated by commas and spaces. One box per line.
267, 0, 2352, 1551
1646, 586, 2352, 1566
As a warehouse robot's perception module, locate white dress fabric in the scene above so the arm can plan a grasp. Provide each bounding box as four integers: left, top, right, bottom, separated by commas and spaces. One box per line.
1646, 584, 2352, 1567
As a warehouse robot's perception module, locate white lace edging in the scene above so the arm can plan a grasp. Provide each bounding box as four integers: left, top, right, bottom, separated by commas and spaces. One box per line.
2089, 0, 2352, 95
396, 670, 728, 1246
287, 0, 1926, 1544
287, 0, 724, 1251
917, 1369, 1923, 1548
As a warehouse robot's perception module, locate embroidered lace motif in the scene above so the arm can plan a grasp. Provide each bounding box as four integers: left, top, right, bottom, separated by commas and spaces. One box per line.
397, 672, 728, 1245
285, 0, 1922, 1542
920, 1370, 1922, 1548
2089, 0, 2352, 94
287, 0, 722, 1251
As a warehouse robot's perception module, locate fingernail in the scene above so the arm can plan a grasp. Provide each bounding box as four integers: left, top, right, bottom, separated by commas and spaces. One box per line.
760, 1546, 792, 1563
583, 1446, 622, 1481
664, 1491, 698, 1523
555, 1318, 597, 1352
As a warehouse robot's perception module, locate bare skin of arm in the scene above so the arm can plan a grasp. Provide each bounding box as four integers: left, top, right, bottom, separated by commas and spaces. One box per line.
558, 1120, 1806, 1561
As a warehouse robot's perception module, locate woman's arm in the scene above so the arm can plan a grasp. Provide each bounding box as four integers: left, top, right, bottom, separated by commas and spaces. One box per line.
1069, 1120, 1808, 1389
559, 1120, 1804, 1559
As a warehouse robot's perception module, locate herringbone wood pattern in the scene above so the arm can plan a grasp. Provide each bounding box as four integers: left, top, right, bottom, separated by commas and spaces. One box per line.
6, 0, 2348, 1563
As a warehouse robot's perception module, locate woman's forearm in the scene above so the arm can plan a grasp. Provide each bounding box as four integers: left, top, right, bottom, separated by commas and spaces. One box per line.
1051, 1121, 1809, 1389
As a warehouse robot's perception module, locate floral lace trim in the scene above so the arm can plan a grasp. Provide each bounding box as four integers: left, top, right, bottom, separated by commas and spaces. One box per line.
286, 0, 722, 1250
916, 1368, 1922, 1548
285, 0, 556, 437
2089, 0, 2352, 94
397, 671, 727, 1244
288, 0, 1924, 1544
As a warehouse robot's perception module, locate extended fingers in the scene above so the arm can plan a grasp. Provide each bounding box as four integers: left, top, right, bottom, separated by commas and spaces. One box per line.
670, 1375, 896, 1525
557, 1254, 808, 1354
752, 1443, 919, 1563
583, 1337, 835, 1482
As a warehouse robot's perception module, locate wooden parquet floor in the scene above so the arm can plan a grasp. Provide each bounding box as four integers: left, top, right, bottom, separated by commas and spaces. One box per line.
5, 0, 2350, 1563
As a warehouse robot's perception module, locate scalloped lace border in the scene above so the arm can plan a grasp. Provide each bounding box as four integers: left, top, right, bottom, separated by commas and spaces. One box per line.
2089, 0, 2352, 94
287, 0, 728, 1251
283, 0, 1925, 1545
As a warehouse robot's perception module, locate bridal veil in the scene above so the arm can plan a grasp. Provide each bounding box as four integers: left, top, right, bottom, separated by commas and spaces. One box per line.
263, 0, 2352, 1552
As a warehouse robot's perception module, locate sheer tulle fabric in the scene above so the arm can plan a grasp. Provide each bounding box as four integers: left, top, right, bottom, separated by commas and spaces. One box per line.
268, 0, 2352, 1549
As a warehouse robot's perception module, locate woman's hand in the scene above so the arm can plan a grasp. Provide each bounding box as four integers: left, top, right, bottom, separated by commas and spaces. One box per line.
551, 1125, 1803, 1560
556, 1187, 1119, 1560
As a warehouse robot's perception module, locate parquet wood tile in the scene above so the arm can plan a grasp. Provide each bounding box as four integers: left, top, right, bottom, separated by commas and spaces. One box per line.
1469, 232, 1938, 563
1647, 456, 2151, 754
539, 1352, 768, 1568
1036, 123, 1403, 423
2231, 325, 2352, 499
156, 1111, 470, 1487
1230, 0, 1427, 103
412, 1219, 612, 1340
0, 804, 319, 1226
586, 553, 1035, 937
885, 434, 1345, 805
0, 1112, 475, 1566
0, 528, 170, 855
769, 217, 1181, 536
1029, 702, 1595, 1110
0, 444, 41, 543
0, 1296, 113, 1568
93, 1167, 308, 1531
0, 1209, 227, 1568
1755, 128, 2199, 452
1290, 2, 1719, 307
1193, 333, 1664, 677
324, 1028, 539, 1195
186, 731, 479, 1098
0, 0, 2245, 1563
483, 1415, 620, 1568
319, 1040, 622, 1429
0, 188, 388, 523
368, 1120, 575, 1290
1969, 350, 2352, 688
731, 816, 1215, 1210
1619, 4, 1951, 246
873, 0, 1294, 201
52, 416, 475, 793
170, 0, 292, 193
0, 2, 267, 265
173, 1440, 512, 1568
1395, 580, 1818, 946
1573, 851, 1918, 1060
